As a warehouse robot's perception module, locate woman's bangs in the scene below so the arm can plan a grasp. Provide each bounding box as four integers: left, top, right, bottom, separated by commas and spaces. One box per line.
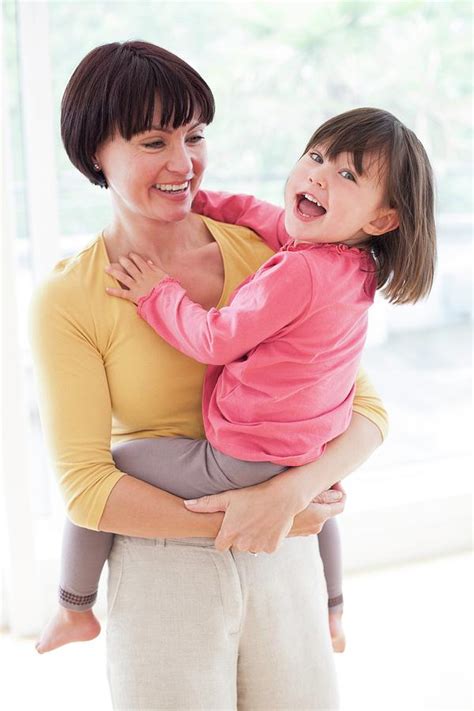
114, 66, 213, 139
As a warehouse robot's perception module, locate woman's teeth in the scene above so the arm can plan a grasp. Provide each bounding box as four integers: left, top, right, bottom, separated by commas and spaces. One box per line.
154, 181, 189, 192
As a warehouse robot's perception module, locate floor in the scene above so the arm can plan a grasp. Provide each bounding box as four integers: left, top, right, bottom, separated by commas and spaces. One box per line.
0, 552, 471, 711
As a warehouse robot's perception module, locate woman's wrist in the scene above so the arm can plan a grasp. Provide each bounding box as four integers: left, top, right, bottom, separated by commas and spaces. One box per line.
259, 469, 314, 515
273, 412, 384, 509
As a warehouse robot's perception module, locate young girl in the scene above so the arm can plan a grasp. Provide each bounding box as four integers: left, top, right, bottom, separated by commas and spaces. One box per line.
36, 107, 435, 655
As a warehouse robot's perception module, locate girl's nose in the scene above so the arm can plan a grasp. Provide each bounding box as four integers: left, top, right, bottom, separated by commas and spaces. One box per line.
309, 173, 327, 190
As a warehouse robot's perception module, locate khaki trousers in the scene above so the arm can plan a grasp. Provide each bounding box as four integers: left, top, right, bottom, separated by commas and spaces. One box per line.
106, 534, 338, 711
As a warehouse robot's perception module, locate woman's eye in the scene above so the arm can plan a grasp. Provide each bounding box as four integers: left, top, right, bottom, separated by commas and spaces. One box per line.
309, 152, 323, 164
144, 140, 165, 149
340, 170, 356, 182
187, 135, 205, 144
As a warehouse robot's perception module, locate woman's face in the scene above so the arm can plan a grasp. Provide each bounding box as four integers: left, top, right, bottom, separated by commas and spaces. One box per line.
96, 103, 208, 225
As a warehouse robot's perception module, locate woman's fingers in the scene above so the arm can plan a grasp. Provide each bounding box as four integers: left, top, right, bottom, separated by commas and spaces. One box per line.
312, 489, 344, 505
183, 493, 229, 513
289, 495, 345, 537
214, 531, 234, 552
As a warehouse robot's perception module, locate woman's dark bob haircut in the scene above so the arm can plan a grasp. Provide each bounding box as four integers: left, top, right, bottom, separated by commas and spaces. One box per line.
303, 107, 436, 305
61, 41, 215, 188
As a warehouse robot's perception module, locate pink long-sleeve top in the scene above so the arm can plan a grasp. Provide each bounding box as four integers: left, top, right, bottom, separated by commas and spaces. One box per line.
137, 193, 377, 466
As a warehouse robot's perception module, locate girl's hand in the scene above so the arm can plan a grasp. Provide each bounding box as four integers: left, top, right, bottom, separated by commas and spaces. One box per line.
105, 252, 168, 304
183, 481, 344, 553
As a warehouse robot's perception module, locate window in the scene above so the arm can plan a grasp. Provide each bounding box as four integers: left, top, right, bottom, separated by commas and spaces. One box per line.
2, 0, 471, 631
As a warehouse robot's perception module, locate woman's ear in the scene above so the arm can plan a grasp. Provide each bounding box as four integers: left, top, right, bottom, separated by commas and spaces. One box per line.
363, 208, 399, 236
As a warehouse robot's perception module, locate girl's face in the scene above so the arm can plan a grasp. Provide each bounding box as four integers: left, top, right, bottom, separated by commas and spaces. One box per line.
96, 103, 208, 225
284, 144, 396, 245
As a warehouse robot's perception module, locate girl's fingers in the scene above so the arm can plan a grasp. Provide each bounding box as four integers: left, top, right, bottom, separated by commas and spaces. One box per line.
105, 266, 134, 286
118, 255, 142, 278
105, 287, 134, 301
128, 252, 151, 270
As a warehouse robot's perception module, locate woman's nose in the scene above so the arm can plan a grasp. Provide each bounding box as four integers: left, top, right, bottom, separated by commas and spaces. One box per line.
167, 142, 193, 174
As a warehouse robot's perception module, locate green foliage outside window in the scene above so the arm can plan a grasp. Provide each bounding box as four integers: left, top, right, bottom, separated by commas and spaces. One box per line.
3, 0, 472, 239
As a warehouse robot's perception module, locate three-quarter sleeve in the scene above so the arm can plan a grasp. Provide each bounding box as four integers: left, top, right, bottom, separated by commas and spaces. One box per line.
352, 367, 389, 440
29, 273, 125, 530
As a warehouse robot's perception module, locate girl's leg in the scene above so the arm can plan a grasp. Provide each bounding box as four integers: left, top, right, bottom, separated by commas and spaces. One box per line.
318, 517, 344, 612
58, 436, 267, 614
317, 517, 345, 652
38, 437, 284, 653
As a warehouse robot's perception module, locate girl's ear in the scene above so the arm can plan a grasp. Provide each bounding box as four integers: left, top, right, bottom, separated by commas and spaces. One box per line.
363, 208, 399, 236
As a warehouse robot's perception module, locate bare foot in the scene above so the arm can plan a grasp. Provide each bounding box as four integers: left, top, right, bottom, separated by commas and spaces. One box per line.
328, 610, 346, 653
35, 607, 101, 654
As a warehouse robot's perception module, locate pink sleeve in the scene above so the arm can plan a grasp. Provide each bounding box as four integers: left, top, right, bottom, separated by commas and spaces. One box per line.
192, 190, 289, 250
136, 256, 311, 365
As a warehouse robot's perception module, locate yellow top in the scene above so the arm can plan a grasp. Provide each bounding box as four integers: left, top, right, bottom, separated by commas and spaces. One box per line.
29, 217, 388, 530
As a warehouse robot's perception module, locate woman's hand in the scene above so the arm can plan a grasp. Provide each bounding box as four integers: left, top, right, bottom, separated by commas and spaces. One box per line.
183, 481, 345, 553
105, 252, 168, 304
289, 483, 346, 537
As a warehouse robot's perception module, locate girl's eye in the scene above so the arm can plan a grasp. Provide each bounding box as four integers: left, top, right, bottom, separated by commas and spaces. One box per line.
340, 170, 356, 182
187, 135, 205, 144
309, 151, 323, 164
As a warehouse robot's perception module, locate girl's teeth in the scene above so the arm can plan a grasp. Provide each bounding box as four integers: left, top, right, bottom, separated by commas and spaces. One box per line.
304, 193, 323, 208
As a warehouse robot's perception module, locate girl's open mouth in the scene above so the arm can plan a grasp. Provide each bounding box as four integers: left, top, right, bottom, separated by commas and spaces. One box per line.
296, 193, 327, 218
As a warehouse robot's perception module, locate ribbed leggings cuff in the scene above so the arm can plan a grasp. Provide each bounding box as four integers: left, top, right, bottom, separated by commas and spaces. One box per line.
58, 586, 97, 611
328, 594, 344, 610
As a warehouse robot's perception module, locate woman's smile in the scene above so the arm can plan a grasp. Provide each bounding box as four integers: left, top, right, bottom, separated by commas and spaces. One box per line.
152, 180, 193, 200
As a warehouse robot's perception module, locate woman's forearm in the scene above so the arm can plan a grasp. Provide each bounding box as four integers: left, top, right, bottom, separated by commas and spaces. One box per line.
271, 412, 383, 510
98, 475, 224, 538
98, 413, 382, 539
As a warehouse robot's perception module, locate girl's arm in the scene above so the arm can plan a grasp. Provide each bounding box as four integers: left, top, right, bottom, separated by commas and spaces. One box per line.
29, 267, 341, 539
193, 190, 288, 251
108, 252, 311, 365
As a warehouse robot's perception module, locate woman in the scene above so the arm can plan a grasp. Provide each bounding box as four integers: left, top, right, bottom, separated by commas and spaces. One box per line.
30, 41, 387, 710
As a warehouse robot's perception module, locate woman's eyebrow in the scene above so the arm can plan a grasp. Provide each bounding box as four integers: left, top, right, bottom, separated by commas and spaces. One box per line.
149, 121, 204, 133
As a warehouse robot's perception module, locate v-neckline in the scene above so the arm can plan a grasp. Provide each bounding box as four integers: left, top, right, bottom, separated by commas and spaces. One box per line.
98, 214, 229, 310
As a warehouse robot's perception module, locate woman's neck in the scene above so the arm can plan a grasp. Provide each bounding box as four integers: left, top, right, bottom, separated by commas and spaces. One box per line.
103, 210, 207, 264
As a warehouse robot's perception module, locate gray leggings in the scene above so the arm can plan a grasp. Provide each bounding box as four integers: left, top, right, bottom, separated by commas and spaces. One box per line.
59, 438, 343, 613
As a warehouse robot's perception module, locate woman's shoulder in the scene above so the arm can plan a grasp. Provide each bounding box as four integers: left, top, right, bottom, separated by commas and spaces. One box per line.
32, 235, 105, 302
29, 234, 107, 331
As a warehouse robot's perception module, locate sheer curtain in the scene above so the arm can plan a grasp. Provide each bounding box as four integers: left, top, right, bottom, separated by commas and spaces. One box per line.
2, 3, 61, 634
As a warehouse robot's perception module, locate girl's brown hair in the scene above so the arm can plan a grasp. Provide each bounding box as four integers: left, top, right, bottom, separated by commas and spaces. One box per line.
61, 41, 215, 188
303, 108, 436, 304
